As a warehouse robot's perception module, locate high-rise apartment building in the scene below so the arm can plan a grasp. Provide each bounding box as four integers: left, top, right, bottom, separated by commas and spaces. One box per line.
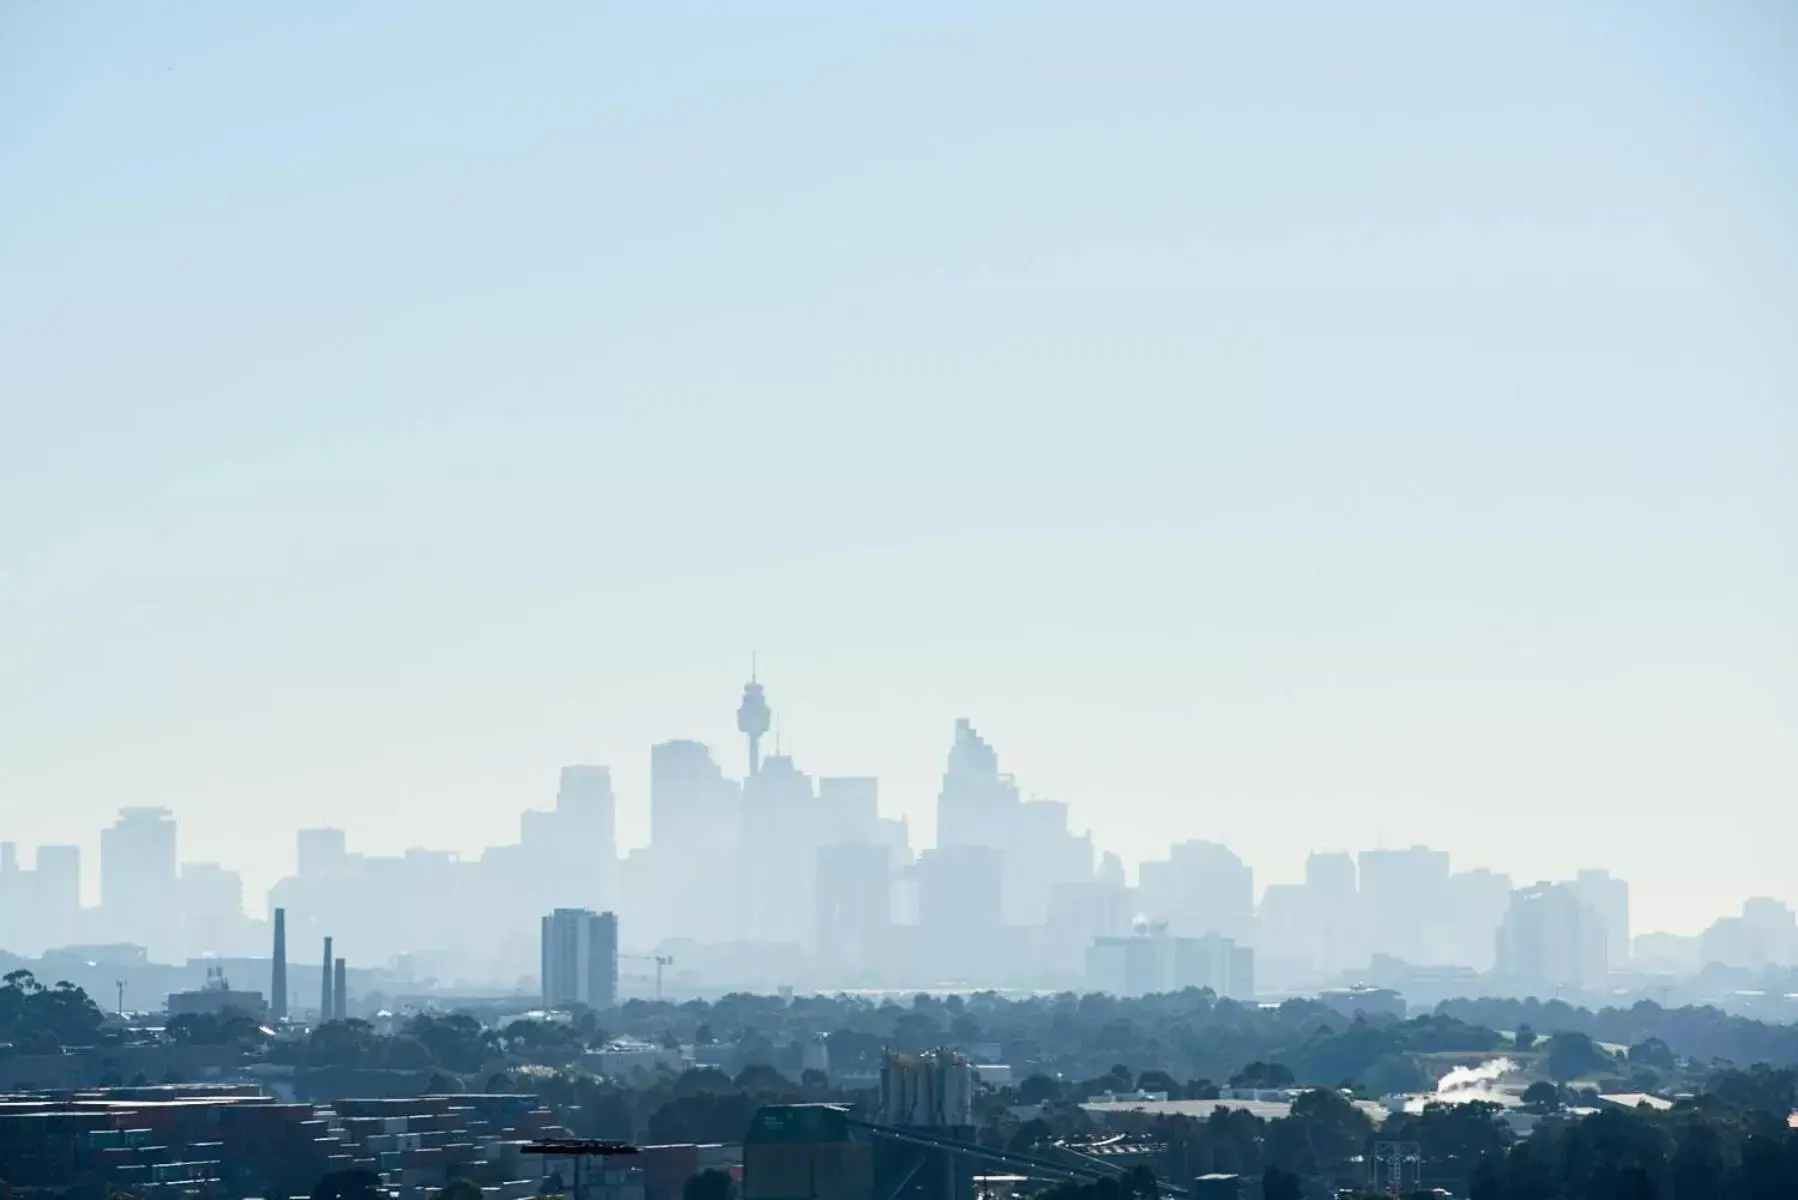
540, 908, 619, 1010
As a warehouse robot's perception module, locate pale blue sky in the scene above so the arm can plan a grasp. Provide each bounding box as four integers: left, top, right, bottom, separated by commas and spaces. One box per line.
2, 2, 1794, 934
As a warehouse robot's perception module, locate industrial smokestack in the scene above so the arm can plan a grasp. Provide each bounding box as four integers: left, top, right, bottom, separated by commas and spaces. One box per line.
320, 936, 334, 1022
333, 958, 347, 1020
271, 908, 288, 1020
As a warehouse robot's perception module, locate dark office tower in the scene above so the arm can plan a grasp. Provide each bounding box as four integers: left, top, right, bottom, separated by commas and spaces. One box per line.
333, 958, 347, 1020
270, 909, 288, 1020
736, 670, 771, 778
540, 908, 619, 1009
320, 937, 334, 1021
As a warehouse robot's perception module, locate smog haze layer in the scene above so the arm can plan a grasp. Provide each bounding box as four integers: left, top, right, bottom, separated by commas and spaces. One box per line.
2, 1, 1794, 934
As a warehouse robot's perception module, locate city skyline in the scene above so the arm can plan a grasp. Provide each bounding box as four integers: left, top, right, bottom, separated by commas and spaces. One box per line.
4, 3, 1795, 943
1, 7, 1794, 1199
0, 665, 1791, 941
1, 670, 1790, 960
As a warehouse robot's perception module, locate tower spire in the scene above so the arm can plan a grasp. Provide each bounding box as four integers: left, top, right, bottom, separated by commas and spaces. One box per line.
736, 662, 771, 779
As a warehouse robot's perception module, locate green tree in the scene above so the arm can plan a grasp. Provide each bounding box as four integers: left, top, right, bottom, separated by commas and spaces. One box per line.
1521, 1081, 1561, 1113
1705, 1064, 1796, 1117
1262, 1166, 1303, 1200
1267, 1088, 1375, 1176
683, 1169, 733, 1200
1626, 1037, 1675, 1071
1513, 1024, 1536, 1051
733, 1063, 788, 1092
1135, 1070, 1178, 1097
1547, 1031, 1610, 1082
407, 1013, 493, 1073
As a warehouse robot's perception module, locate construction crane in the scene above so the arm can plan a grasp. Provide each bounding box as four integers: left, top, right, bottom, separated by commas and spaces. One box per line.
621, 953, 674, 1001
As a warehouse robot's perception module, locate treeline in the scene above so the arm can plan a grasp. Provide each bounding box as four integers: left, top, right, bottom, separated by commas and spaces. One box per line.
1064, 1069, 1796, 1199
0, 969, 107, 1053
1437, 997, 1798, 1069
1470, 1082, 1798, 1200
264, 989, 1796, 1101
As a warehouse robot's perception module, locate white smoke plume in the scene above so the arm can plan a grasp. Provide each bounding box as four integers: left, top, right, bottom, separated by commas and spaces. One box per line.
1435, 1057, 1518, 1094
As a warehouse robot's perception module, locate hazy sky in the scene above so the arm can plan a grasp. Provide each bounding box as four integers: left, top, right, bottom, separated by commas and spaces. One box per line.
3, 3, 1794, 936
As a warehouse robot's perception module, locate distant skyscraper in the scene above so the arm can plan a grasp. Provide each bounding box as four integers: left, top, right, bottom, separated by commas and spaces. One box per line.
1305, 851, 1358, 901
936, 719, 1015, 850
1138, 840, 1254, 941
1740, 897, 1798, 966
1446, 868, 1514, 973
35, 844, 81, 938
540, 908, 618, 1009
1496, 882, 1607, 993
100, 807, 178, 950
178, 862, 246, 958
1098, 851, 1126, 890
736, 670, 772, 778
1358, 846, 1451, 963
819, 777, 880, 843
913, 845, 1004, 982
739, 752, 820, 946
1046, 878, 1134, 979
1574, 869, 1630, 969
1086, 924, 1253, 1001
815, 840, 893, 976
934, 719, 1093, 925
296, 828, 349, 878
651, 739, 736, 849
552, 764, 618, 871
